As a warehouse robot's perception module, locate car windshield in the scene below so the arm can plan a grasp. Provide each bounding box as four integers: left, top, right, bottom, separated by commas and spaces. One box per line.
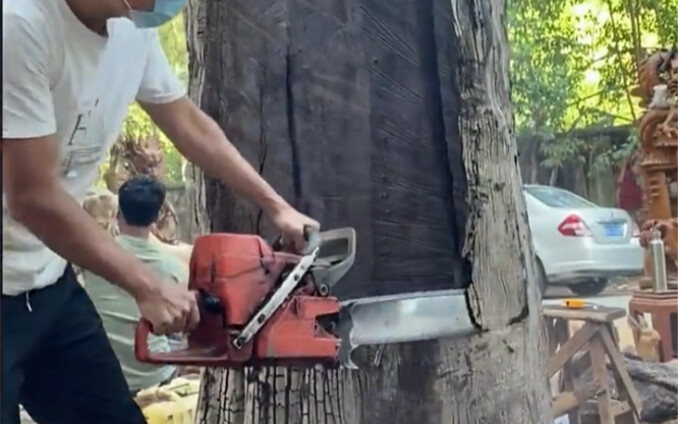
524, 186, 597, 209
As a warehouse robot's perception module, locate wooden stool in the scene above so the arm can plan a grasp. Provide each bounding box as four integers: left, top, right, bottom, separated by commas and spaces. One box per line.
543, 305, 643, 424
628, 290, 678, 362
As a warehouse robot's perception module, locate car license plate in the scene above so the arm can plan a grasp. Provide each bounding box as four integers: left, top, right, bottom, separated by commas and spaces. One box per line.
603, 224, 623, 237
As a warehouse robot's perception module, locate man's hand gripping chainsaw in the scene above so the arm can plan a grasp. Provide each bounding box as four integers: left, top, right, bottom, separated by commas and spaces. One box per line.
134, 227, 356, 368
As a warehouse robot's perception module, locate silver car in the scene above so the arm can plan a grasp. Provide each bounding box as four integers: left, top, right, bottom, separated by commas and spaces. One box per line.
523, 184, 644, 296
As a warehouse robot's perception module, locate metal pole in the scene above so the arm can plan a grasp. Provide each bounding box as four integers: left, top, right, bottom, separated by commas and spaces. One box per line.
649, 230, 668, 292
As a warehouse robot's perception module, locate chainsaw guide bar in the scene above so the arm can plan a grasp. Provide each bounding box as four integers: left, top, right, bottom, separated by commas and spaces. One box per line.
336, 289, 477, 368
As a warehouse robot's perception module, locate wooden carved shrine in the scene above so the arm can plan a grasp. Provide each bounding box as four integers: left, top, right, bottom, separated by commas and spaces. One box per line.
630, 46, 678, 287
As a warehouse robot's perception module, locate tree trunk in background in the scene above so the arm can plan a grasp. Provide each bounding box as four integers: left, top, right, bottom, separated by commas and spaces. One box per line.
186, 0, 550, 422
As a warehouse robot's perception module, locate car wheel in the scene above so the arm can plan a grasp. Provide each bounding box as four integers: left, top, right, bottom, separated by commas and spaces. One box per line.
568, 278, 608, 296
535, 258, 548, 297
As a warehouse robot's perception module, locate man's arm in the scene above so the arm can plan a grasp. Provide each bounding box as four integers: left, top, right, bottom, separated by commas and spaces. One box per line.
136, 33, 319, 249
2, 138, 159, 299
2, 14, 196, 334
2, 13, 156, 299
141, 98, 288, 214
133, 32, 286, 213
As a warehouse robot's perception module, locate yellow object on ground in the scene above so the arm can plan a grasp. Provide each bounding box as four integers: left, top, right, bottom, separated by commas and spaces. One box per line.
134, 375, 201, 424
562, 298, 588, 308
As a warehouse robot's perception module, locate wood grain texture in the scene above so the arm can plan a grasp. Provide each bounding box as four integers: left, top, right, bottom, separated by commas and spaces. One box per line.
186, 0, 550, 422
194, 0, 472, 299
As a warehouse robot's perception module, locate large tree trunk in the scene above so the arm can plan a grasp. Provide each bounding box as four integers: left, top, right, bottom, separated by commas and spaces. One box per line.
185, 0, 551, 423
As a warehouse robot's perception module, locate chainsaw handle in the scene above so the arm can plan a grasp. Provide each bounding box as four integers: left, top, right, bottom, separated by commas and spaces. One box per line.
135, 318, 220, 366
135, 291, 224, 365
271, 225, 323, 255
135, 318, 171, 364
302, 225, 322, 255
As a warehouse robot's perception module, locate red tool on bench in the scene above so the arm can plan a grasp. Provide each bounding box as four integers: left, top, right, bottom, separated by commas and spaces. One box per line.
134, 227, 356, 368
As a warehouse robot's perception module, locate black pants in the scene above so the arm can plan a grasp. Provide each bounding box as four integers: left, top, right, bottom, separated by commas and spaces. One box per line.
1, 266, 146, 424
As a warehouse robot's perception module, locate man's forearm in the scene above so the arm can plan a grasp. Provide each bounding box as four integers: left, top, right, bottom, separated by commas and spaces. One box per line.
8, 184, 158, 299
197, 125, 286, 210
181, 118, 287, 213
144, 99, 290, 214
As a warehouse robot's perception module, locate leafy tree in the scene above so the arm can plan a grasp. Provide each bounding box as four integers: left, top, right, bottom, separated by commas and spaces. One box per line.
508, 0, 678, 183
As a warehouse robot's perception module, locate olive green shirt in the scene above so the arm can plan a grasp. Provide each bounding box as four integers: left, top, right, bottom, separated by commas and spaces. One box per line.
83, 235, 189, 392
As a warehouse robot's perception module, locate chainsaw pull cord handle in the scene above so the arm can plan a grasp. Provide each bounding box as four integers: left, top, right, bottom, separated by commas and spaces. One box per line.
135, 291, 224, 365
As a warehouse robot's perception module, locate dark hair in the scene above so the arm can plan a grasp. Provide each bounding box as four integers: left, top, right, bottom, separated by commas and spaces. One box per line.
118, 175, 166, 227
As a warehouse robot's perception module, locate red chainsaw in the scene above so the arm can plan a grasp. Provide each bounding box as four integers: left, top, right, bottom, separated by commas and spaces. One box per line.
134, 227, 356, 368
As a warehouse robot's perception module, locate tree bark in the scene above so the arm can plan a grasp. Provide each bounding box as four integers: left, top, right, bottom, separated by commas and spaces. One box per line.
186, 0, 551, 423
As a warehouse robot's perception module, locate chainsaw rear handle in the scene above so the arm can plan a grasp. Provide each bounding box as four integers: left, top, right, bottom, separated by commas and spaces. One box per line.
135, 319, 221, 365
135, 319, 168, 364
134, 291, 222, 365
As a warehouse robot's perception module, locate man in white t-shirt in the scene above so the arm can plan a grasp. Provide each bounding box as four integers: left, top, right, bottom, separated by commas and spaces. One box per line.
2, 0, 319, 422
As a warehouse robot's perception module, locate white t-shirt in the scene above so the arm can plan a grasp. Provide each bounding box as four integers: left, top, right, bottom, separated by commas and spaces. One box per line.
2, 0, 186, 295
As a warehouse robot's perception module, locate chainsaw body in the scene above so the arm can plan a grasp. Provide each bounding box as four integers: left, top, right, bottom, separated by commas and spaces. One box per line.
135, 228, 356, 368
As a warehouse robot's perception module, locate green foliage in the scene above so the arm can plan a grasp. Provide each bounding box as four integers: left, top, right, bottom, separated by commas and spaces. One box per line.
158, 14, 189, 86
508, 0, 678, 177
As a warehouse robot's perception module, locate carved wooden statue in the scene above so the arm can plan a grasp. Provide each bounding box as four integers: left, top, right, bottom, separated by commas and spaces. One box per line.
631, 46, 678, 288
659, 53, 678, 138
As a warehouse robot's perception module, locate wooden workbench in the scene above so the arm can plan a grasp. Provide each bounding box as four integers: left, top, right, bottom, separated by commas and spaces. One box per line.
544, 305, 643, 424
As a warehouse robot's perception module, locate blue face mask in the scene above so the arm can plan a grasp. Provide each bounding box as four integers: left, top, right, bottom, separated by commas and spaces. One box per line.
124, 0, 188, 28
